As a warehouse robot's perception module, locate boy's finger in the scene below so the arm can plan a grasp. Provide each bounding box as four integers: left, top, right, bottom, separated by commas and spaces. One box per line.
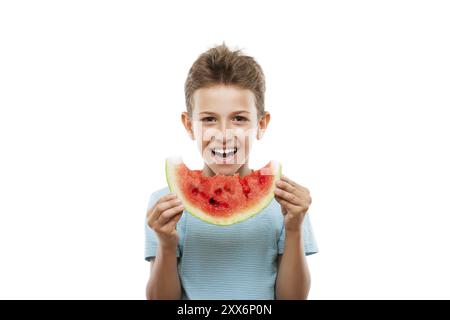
155, 198, 182, 214
148, 194, 177, 215
164, 212, 183, 229
274, 187, 302, 206
281, 175, 300, 188
276, 196, 301, 212
275, 179, 297, 195
274, 196, 288, 215
157, 204, 184, 225
157, 193, 178, 205
281, 175, 309, 195
147, 194, 178, 225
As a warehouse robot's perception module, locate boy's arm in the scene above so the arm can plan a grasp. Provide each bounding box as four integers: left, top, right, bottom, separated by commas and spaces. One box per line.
146, 246, 182, 300
274, 175, 313, 300
275, 230, 311, 300
146, 193, 184, 300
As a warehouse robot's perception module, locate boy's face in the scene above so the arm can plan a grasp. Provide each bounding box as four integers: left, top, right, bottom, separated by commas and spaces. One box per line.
181, 84, 270, 176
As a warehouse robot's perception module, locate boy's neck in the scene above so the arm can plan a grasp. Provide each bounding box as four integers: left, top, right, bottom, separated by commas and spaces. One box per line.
202, 162, 253, 177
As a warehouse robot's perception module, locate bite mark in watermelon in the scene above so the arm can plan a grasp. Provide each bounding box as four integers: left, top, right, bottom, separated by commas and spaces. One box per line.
165, 157, 282, 226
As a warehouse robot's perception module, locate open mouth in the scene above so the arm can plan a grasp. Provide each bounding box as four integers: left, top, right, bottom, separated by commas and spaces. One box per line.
210, 147, 238, 162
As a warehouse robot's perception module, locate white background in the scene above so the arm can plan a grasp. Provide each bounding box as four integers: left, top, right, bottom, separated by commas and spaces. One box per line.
1, 1, 449, 299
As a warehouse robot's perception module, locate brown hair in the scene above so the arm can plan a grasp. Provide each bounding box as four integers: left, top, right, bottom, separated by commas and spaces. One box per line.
184, 41, 266, 119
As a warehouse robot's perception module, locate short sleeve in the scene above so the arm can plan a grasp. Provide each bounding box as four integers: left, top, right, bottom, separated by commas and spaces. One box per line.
144, 190, 184, 261
277, 212, 318, 256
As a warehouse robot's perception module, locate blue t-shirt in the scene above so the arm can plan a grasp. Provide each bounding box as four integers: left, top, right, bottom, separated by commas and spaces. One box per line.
144, 186, 318, 300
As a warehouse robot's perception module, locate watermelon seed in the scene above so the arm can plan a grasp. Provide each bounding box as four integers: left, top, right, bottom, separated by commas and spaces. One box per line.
209, 197, 218, 206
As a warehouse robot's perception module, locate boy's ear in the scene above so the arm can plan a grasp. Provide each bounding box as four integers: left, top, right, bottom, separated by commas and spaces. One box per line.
257, 111, 270, 140
181, 112, 195, 140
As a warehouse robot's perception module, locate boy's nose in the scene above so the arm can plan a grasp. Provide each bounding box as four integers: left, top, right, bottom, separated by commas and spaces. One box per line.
221, 128, 235, 143
211, 131, 235, 147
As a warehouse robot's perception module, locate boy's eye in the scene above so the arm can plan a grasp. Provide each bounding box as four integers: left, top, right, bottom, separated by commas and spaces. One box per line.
233, 116, 248, 122
201, 116, 216, 122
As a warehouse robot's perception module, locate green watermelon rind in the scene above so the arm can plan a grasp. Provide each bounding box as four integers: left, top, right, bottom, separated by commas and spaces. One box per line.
165, 157, 282, 226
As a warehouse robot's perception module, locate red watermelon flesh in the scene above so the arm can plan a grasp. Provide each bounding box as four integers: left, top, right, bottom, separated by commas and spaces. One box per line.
165, 157, 281, 225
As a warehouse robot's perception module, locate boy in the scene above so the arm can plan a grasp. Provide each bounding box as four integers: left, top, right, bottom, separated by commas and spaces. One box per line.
145, 42, 318, 300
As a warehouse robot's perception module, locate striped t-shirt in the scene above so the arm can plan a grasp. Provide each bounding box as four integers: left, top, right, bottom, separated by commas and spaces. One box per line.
144, 186, 318, 299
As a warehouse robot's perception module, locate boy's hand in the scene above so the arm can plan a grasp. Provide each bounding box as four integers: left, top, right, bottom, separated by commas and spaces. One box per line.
274, 175, 312, 233
147, 193, 184, 251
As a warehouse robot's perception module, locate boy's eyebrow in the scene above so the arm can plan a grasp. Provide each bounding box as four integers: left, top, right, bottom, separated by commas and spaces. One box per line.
199, 110, 250, 115
231, 110, 250, 115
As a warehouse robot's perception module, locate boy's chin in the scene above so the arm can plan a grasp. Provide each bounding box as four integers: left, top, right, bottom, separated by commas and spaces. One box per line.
207, 163, 242, 176
203, 150, 247, 176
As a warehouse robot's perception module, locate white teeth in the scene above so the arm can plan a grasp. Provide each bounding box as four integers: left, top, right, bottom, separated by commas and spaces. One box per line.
211, 147, 238, 158
214, 149, 234, 153
212, 147, 238, 153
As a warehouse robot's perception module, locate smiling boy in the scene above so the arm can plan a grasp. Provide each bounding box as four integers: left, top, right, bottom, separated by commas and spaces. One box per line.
145, 42, 318, 300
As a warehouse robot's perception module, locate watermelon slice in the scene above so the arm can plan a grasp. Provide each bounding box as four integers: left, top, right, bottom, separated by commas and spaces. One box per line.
165, 157, 282, 225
